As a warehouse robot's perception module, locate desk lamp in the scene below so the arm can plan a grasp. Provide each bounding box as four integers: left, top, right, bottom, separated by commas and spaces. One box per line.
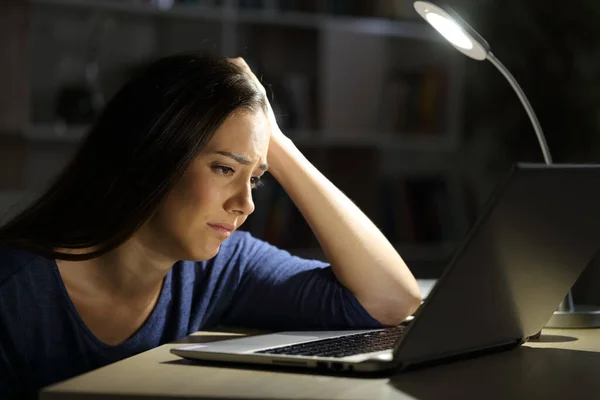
413, 0, 600, 328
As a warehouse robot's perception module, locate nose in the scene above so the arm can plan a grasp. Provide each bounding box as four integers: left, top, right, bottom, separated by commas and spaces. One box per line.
225, 183, 255, 216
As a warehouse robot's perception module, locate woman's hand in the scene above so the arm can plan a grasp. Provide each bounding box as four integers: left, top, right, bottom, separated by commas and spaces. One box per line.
228, 57, 287, 147
229, 57, 266, 95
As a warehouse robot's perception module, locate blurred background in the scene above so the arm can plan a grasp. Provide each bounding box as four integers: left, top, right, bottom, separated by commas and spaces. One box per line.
1, 0, 600, 303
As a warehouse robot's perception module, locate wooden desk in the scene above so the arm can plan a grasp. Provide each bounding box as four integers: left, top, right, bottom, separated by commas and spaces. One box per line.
41, 328, 600, 400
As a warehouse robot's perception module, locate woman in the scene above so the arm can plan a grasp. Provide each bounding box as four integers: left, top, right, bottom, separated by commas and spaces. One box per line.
0, 53, 421, 397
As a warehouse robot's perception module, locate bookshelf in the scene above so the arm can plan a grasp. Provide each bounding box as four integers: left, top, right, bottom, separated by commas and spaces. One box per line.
27, 0, 469, 275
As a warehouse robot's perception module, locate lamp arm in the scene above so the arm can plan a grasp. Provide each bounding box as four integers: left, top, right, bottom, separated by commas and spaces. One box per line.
487, 52, 553, 165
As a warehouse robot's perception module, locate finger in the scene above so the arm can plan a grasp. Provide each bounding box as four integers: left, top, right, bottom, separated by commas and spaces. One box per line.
227, 57, 266, 93
227, 57, 243, 68
228, 57, 249, 71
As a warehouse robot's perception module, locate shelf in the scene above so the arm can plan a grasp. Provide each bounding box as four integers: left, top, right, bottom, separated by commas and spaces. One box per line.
235, 8, 323, 29
24, 125, 459, 153
31, 0, 437, 40
24, 124, 87, 143
31, 0, 228, 22
316, 16, 434, 40
236, 9, 434, 40
290, 131, 459, 153
288, 242, 459, 262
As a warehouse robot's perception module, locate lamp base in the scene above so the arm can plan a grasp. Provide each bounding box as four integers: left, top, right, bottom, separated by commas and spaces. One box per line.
545, 305, 600, 329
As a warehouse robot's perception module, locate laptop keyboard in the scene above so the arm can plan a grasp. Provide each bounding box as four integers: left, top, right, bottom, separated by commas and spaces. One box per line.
254, 326, 405, 358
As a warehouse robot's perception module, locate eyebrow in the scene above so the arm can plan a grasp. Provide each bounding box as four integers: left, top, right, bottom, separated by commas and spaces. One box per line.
213, 151, 268, 172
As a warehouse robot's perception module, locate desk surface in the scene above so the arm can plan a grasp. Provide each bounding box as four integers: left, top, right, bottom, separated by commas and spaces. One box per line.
41, 328, 600, 400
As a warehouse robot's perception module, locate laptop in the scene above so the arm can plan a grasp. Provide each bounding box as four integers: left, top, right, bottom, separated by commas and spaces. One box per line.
171, 163, 600, 373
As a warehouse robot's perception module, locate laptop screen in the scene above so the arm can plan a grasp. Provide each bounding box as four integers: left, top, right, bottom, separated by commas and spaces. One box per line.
394, 163, 600, 365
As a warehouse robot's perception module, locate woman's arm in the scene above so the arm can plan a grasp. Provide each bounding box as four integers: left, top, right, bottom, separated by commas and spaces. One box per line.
232, 58, 422, 326
267, 134, 421, 326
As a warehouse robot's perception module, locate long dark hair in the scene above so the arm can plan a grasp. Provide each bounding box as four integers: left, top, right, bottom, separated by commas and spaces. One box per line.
0, 52, 267, 261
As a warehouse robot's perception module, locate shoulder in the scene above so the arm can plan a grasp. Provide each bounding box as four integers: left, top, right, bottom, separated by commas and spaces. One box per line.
0, 245, 41, 289
215, 230, 296, 266
178, 231, 326, 286
214, 230, 328, 275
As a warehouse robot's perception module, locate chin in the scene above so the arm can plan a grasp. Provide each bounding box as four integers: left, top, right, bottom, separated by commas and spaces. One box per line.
186, 244, 221, 262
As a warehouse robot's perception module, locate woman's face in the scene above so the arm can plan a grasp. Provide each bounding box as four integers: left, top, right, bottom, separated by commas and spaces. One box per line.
144, 109, 270, 261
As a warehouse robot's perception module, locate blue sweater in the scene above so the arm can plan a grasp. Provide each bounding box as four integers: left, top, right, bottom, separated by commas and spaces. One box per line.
0, 231, 381, 397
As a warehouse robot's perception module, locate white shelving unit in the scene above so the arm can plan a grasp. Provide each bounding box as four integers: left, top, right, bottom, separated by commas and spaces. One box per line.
27, 0, 469, 268
28, 0, 464, 143
28, 0, 462, 150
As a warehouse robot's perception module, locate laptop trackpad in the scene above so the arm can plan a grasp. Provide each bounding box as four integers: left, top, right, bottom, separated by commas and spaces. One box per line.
193, 333, 321, 353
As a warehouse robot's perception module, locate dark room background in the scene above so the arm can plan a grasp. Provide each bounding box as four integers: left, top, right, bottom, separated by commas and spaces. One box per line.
1, 0, 600, 303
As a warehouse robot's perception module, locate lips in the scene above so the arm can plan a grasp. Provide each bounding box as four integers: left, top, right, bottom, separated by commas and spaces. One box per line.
207, 223, 235, 238
208, 223, 235, 232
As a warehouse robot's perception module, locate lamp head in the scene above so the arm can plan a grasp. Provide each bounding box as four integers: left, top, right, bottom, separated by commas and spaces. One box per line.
413, 1, 490, 61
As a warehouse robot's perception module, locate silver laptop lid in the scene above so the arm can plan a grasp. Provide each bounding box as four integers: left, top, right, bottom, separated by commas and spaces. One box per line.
394, 164, 600, 365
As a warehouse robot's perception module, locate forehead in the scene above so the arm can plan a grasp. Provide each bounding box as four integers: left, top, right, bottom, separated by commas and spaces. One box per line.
203, 110, 270, 160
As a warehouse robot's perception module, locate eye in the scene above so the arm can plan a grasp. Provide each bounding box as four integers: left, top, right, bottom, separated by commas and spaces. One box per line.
212, 165, 234, 176
251, 176, 264, 189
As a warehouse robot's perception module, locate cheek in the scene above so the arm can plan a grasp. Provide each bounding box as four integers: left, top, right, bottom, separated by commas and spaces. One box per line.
169, 175, 219, 222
